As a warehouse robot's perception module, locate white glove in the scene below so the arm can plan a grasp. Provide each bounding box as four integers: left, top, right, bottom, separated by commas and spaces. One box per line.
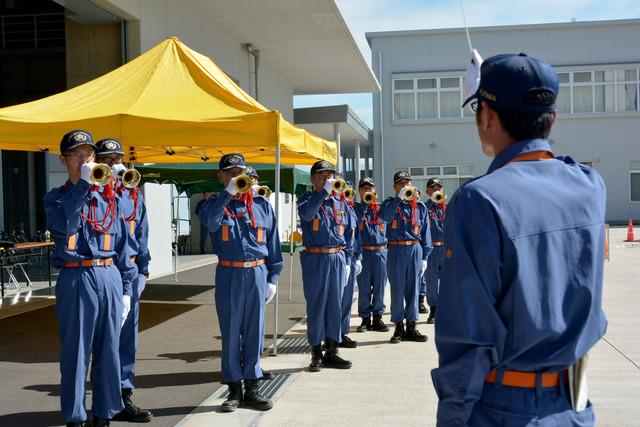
80, 162, 95, 184
344, 265, 351, 287
265, 283, 277, 304
137, 274, 147, 298
111, 163, 126, 178
225, 177, 238, 196
121, 295, 131, 326
251, 183, 260, 196
398, 186, 412, 200
323, 178, 336, 194
354, 260, 363, 276
421, 260, 428, 278
463, 48, 483, 101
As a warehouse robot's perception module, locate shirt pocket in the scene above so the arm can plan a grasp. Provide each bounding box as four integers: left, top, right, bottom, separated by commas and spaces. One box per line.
220, 218, 236, 242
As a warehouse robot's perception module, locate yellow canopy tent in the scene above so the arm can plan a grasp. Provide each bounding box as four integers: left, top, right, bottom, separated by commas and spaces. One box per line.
0, 37, 336, 165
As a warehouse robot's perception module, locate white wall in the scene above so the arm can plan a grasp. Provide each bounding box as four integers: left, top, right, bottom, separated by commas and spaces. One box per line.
142, 183, 173, 279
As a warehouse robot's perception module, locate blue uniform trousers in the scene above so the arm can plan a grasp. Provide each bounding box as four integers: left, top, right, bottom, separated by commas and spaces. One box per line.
340, 257, 358, 334
120, 273, 142, 390
469, 381, 595, 426
357, 248, 387, 317
300, 251, 345, 346
425, 246, 445, 307
215, 264, 267, 383
55, 265, 124, 422
387, 244, 422, 324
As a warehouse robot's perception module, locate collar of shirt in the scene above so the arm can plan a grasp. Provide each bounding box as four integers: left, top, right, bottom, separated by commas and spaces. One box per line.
487, 138, 554, 174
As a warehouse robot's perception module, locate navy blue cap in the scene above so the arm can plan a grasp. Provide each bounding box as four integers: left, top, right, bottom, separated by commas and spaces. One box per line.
60, 130, 95, 154
95, 138, 124, 156
427, 177, 442, 188
311, 160, 336, 174
358, 177, 376, 188
219, 153, 247, 170
245, 165, 259, 179
462, 53, 559, 113
393, 170, 411, 184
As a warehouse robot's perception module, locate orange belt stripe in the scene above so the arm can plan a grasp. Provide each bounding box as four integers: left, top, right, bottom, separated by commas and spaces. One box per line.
363, 244, 387, 250
64, 258, 114, 268
388, 240, 418, 246
219, 259, 265, 268
305, 247, 343, 254
484, 369, 566, 388
432, 241, 445, 246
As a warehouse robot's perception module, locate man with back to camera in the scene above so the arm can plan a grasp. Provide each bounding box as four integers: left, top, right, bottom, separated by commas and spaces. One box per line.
95, 138, 153, 423
198, 153, 283, 412
195, 192, 214, 254
44, 130, 136, 427
431, 53, 607, 426
379, 171, 432, 344
353, 177, 389, 333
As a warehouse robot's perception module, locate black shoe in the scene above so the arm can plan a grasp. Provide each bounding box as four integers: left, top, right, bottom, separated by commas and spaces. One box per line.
357, 316, 371, 332
221, 381, 243, 412
242, 379, 273, 411
83, 417, 109, 427
309, 345, 323, 372
404, 321, 428, 342
418, 295, 429, 314
389, 322, 404, 344
322, 338, 352, 369
426, 306, 436, 324
260, 370, 274, 380
338, 333, 358, 348
111, 388, 153, 423
372, 315, 389, 332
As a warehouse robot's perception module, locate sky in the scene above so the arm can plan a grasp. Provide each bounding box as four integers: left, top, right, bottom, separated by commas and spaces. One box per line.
293, 0, 640, 128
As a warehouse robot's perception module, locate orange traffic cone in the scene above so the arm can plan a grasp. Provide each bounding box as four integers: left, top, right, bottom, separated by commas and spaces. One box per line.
625, 218, 635, 242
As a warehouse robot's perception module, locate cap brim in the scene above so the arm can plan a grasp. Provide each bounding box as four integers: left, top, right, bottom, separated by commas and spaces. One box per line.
96, 149, 124, 156
461, 92, 478, 108
63, 141, 96, 153
313, 167, 336, 173
221, 164, 247, 170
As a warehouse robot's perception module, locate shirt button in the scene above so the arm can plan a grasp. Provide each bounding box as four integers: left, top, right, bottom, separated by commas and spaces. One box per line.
453, 418, 463, 425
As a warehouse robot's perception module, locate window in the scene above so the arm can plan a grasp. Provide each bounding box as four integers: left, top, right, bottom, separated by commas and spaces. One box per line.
392, 76, 466, 120
631, 161, 640, 202
409, 165, 473, 196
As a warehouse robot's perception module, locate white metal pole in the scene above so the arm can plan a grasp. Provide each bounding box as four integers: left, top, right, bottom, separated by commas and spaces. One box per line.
272, 145, 281, 356
175, 187, 180, 282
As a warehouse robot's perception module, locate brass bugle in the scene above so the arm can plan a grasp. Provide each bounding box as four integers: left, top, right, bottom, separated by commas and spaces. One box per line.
257, 185, 272, 197
90, 163, 113, 187
362, 191, 377, 205
332, 178, 346, 192
343, 187, 356, 201
431, 190, 446, 204
120, 168, 141, 188
233, 174, 252, 194
403, 186, 419, 201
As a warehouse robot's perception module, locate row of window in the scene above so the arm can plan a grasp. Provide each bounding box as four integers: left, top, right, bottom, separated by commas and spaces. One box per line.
397, 163, 640, 203
392, 67, 640, 121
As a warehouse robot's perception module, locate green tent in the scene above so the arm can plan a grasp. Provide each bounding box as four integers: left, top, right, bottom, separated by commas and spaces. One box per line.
137, 163, 312, 196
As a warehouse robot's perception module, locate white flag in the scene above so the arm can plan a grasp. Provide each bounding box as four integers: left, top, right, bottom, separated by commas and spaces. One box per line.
463, 49, 483, 101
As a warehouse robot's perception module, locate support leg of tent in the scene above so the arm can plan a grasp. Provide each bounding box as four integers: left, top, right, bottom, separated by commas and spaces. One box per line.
271, 145, 281, 356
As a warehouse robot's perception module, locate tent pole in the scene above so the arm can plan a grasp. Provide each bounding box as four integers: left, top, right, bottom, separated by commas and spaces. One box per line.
272, 145, 281, 356
289, 192, 295, 301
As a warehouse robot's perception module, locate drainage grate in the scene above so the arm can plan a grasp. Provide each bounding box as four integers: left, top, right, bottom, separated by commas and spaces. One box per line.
274, 336, 311, 354
220, 373, 291, 400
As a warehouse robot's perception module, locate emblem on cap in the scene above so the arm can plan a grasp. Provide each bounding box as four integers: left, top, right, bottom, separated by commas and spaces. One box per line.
229, 155, 240, 164
73, 132, 87, 142
105, 140, 117, 150
320, 160, 331, 169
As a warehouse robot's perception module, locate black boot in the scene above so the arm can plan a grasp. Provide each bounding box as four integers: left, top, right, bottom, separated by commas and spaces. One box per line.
242, 379, 273, 411
111, 388, 153, 423
221, 381, 243, 412
260, 370, 274, 380
372, 314, 389, 332
404, 320, 428, 342
338, 333, 357, 348
84, 417, 109, 427
419, 295, 429, 314
322, 338, 352, 369
389, 322, 404, 344
357, 316, 371, 332
427, 306, 436, 324
309, 345, 323, 372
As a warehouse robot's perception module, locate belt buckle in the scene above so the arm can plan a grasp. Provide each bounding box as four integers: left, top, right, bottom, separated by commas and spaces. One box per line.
91, 259, 101, 267
243, 261, 253, 268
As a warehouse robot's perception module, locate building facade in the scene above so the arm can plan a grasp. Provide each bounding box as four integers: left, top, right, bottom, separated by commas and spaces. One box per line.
368, 19, 640, 222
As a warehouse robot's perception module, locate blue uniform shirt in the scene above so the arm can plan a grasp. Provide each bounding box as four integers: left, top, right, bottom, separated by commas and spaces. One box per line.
44, 180, 137, 296
354, 202, 387, 258
297, 189, 354, 266
119, 187, 151, 275
379, 196, 432, 260
426, 199, 446, 243
198, 191, 283, 284
345, 201, 358, 259
431, 138, 608, 426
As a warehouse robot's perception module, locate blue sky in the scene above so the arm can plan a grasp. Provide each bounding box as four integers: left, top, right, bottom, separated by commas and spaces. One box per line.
293, 0, 640, 128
